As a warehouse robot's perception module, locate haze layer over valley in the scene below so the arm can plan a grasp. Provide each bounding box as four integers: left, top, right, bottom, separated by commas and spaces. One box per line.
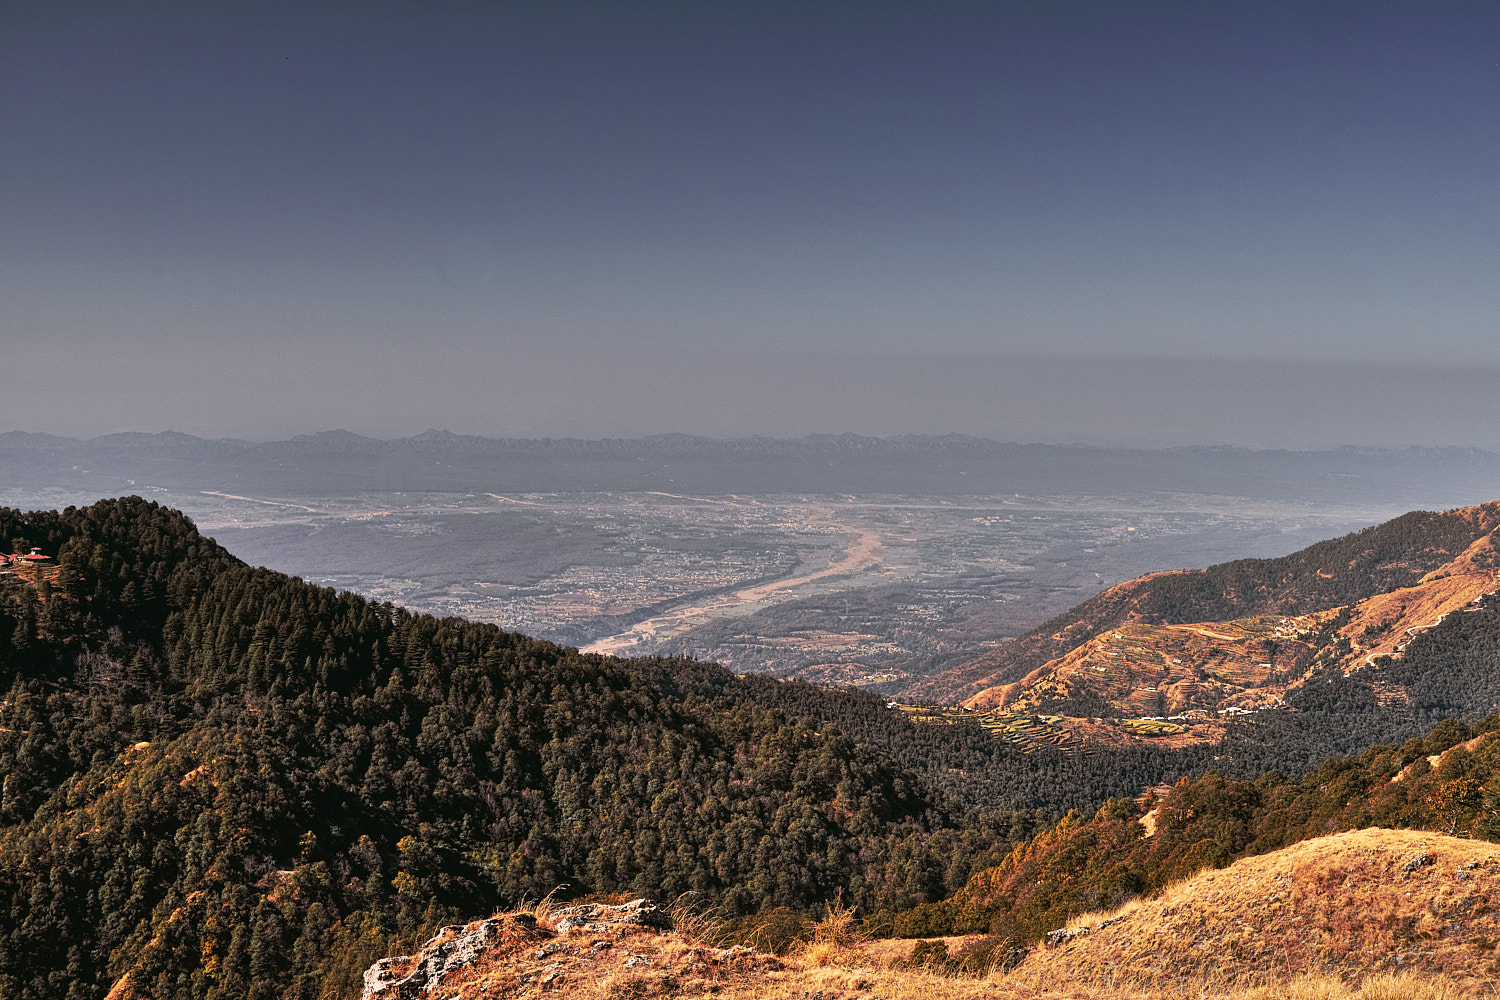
7, 431, 1499, 695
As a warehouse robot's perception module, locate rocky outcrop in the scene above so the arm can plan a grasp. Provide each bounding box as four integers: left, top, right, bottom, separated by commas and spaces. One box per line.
362, 914, 546, 999
550, 897, 673, 935
359, 900, 673, 999
1044, 911, 1131, 948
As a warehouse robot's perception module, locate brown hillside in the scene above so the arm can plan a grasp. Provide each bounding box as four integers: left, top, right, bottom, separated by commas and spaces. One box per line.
960, 528, 1500, 732
1019, 829, 1500, 990
347, 893, 1489, 1000
907, 503, 1500, 706
954, 530, 1500, 749
962, 611, 1333, 715
906, 570, 1199, 705
1335, 532, 1500, 674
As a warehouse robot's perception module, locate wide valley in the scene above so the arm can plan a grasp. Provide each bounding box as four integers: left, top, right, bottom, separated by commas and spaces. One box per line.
3, 482, 1399, 694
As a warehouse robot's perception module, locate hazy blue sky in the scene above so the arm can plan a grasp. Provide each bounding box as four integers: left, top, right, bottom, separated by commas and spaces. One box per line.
5, 1, 1499, 445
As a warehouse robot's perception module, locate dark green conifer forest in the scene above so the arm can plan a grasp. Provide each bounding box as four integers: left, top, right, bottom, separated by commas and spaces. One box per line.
2, 498, 1500, 998
0, 499, 1040, 999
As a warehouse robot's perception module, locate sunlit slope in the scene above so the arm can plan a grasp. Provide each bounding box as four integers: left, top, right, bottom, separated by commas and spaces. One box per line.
907, 502, 1500, 709
1018, 829, 1500, 988
958, 527, 1500, 741
964, 611, 1334, 715
1336, 531, 1500, 671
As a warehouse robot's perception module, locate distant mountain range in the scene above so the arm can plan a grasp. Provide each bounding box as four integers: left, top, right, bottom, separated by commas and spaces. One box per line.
8, 429, 1500, 504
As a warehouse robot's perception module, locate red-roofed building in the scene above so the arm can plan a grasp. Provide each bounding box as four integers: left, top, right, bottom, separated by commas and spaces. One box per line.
19, 548, 50, 563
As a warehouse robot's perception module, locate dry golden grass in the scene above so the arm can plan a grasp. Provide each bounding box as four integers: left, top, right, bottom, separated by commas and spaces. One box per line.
1014, 828, 1500, 992
710, 949, 1487, 1000
1338, 539, 1499, 672
362, 831, 1500, 998
1230, 973, 1479, 1000
513, 885, 570, 925
854, 932, 988, 968
383, 909, 1494, 1000
792, 891, 869, 970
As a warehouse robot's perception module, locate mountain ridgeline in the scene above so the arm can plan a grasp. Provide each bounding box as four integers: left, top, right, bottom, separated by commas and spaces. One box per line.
908, 502, 1500, 705
899, 711, 1500, 961
4, 499, 1500, 998
9, 430, 1500, 504
0, 498, 1066, 1000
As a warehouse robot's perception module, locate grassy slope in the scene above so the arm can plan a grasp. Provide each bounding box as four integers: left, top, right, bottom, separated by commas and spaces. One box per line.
960, 531, 1500, 725
370, 864, 1494, 999
1020, 829, 1500, 989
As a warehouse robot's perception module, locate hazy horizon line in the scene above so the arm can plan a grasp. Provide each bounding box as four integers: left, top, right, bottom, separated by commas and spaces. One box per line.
5, 426, 1500, 457
10, 350, 1499, 450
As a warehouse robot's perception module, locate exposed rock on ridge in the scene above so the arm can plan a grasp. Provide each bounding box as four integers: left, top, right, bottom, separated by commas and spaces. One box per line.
363, 915, 541, 999
358, 898, 775, 999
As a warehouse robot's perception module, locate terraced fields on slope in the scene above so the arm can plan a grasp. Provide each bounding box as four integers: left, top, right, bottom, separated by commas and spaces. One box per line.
915, 518, 1500, 753
891, 703, 1214, 754
910, 502, 1500, 707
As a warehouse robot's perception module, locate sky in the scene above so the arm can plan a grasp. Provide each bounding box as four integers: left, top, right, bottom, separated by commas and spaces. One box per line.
4, 1, 1499, 446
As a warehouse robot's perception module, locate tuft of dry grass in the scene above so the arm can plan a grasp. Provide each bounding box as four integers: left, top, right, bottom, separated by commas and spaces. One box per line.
667, 890, 724, 941
798, 890, 867, 968
512, 885, 569, 928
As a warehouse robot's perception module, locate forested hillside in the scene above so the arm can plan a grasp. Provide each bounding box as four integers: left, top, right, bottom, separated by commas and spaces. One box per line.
4, 498, 1500, 999
908, 503, 1500, 704
0, 499, 1061, 1000
897, 709, 1500, 955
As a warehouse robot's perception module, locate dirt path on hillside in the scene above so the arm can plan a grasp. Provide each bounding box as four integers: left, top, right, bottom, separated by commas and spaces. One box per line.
1360, 610, 1456, 669
1175, 625, 1245, 642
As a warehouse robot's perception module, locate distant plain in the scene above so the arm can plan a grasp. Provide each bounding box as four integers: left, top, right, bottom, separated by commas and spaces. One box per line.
0, 482, 1389, 695
6, 432, 1495, 695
